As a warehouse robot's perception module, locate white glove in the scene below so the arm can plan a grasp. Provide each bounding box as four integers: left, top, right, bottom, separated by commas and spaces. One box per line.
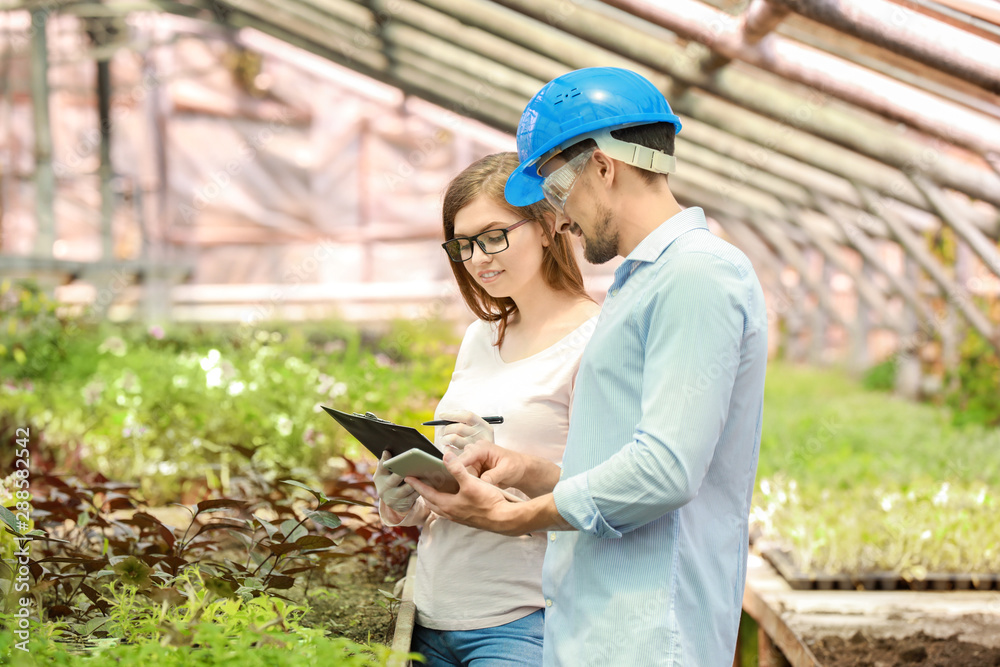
437, 410, 496, 453
374, 451, 418, 515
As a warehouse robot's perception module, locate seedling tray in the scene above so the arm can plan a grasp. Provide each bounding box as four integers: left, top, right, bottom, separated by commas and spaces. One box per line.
760, 546, 998, 592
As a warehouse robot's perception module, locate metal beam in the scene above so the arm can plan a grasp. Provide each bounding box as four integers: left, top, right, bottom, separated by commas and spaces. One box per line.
456, 0, 1000, 214
30, 8, 55, 258
856, 185, 1000, 351
214, 4, 523, 132
767, 0, 1000, 93
751, 214, 853, 332
603, 0, 1000, 156
678, 93, 999, 237
790, 207, 904, 333
910, 174, 1000, 279
591, 0, 1000, 205
813, 192, 941, 330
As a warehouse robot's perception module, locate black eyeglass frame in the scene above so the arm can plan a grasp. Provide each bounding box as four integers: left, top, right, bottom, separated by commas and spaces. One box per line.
442, 218, 533, 263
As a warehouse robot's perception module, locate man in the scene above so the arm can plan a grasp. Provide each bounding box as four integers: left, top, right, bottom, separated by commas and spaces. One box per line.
408, 67, 768, 666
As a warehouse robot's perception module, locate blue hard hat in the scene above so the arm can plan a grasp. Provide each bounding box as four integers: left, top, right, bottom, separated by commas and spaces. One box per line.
505, 67, 682, 206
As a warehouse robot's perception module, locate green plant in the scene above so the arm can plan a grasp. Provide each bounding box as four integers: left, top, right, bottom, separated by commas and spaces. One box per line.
946, 329, 1000, 427
1, 288, 458, 505
754, 362, 1000, 577
0, 607, 419, 666
862, 355, 897, 392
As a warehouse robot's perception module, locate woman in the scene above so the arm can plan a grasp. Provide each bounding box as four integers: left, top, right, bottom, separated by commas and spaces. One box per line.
375, 152, 599, 666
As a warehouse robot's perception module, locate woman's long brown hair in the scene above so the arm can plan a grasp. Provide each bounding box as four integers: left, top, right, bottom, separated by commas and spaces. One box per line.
442, 152, 591, 347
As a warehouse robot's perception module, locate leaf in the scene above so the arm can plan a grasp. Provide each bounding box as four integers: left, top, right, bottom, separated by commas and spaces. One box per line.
279, 480, 328, 504
82, 616, 112, 636
196, 499, 247, 514
294, 535, 335, 551
0, 505, 22, 535
227, 529, 253, 549
378, 589, 402, 602
280, 519, 307, 543
266, 575, 296, 590
148, 587, 187, 605
103, 497, 134, 512
169, 503, 196, 517
304, 510, 341, 530
194, 521, 252, 537
204, 576, 236, 599
253, 514, 279, 539
80, 583, 110, 615
48, 605, 73, 619
266, 543, 300, 556
319, 497, 374, 509
159, 556, 189, 574
239, 576, 264, 591
130, 512, 176, 548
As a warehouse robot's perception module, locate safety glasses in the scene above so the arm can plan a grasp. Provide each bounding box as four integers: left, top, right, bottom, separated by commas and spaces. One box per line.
539, 147, 596, 214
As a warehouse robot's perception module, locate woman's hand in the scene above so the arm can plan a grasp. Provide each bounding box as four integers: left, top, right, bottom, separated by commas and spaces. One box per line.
374, 451, 418, 515
437, 410, 496, 453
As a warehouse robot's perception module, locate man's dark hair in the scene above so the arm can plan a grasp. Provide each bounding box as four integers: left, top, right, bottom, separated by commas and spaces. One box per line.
559, 121, 676, 184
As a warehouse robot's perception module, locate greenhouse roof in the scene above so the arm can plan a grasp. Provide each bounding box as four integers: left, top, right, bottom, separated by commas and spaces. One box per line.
2, 0, 1000, 352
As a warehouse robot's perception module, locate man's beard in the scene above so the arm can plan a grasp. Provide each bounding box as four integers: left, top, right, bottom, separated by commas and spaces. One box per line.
582, 205, 618, 265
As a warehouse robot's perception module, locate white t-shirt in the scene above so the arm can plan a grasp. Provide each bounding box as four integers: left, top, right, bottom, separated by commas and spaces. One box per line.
384, 315, 597, 631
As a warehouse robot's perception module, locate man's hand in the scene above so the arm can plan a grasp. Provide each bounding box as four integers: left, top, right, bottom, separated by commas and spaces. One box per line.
457, 442, 528, 489
457, 442, 563, 499
406, 452, 522, 535
408, 453, 574, 536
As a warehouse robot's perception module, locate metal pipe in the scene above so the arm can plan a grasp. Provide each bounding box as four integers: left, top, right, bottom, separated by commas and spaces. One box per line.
742, 0, 791, 44
767, 0, 1000, 94
97, 55, 114, 261
464, 0, 1000, 213
602, 0, 1000, 156
911, 174, 1000, 279
813, 192, 940, 329
30, 8, 55, 257
856, 185, 999, 351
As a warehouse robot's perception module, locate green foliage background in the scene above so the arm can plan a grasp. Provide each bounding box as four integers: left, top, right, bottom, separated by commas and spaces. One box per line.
3, 280, 999, 578
0, 281, 457, 504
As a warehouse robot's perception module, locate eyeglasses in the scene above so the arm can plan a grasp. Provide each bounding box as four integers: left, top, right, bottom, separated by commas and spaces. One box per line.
540, 147, 596, 213
442, 219, 533, 263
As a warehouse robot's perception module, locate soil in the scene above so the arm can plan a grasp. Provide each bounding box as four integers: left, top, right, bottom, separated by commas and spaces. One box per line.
808, 630, 1000, 667
293, 556, 403, 646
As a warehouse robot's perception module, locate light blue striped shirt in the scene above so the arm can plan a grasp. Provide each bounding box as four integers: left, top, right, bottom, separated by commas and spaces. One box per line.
543, 207, 768, 666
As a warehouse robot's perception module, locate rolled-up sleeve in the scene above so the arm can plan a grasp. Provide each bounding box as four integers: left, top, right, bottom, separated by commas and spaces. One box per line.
554, 252, 748, 537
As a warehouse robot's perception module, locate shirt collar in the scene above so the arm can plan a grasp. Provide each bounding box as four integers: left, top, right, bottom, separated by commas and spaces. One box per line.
624, 207, 708, 264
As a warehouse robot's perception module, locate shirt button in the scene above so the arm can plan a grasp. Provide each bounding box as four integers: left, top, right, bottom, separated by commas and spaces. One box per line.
549, 533, 556, 541
610, 289, 619, 296
545, 599, 553, 607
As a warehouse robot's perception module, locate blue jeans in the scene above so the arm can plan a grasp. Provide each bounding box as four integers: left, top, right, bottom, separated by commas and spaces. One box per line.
411, 609, 544, 666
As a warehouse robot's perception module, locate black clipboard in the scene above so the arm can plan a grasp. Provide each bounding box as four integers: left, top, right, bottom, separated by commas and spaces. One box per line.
321, 407, 442, 461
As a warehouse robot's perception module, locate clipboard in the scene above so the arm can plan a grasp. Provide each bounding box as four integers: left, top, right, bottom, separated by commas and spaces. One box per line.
321, 407, 442, 461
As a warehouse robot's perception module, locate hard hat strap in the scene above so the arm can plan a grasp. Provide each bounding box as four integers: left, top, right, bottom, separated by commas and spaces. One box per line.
537, 127, 676, 175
